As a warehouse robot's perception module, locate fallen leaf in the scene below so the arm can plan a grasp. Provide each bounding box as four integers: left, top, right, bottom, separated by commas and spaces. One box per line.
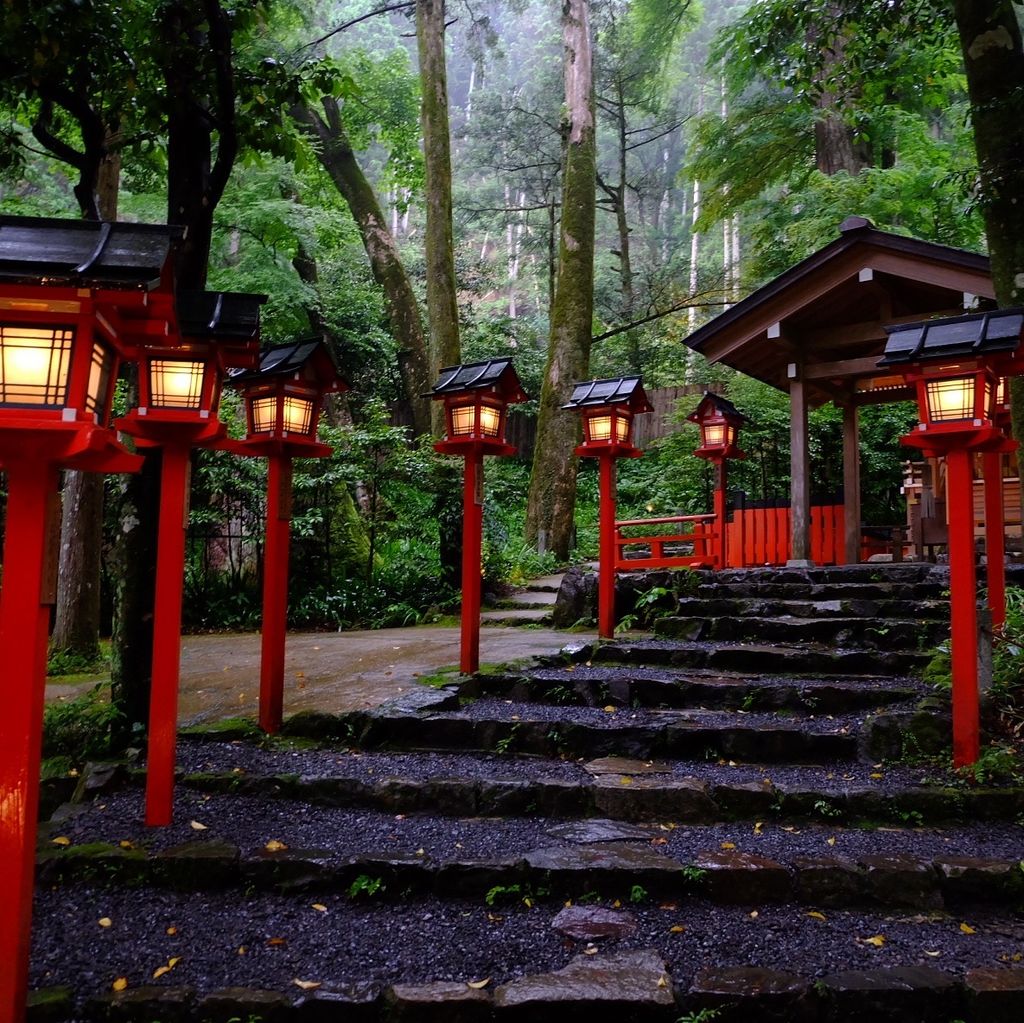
98, 917, 112, 928
721, 841, 736, 850
311, 904, 327, 913
51, 836, 71, 847
118, 840, 135, 850
612, 899, 622, 909
467, 979, 491, 989
293, 980, 321, 991
416, 847, 425, 856
267, 937, 287, 947
870, 773, 884, 780
237, 946, 247, 955
657, 975, 668, 988
807, 911, 827, 922
753, 822, 763, 835
749, 911, 759, 919
152, 966, 171, 980
863, 935, 886, 947
669, 925, 686, 934
619, 776, 633, 786
111, 978, 128, 992
960, 922, 976, 935
166, 926, 177, 936
826, 837, 837, 847
189, 821, 208, 831
603, 705, 617, 713
650, 837, 668, 846
659, 902, 678, 911
265, 840, 288, 853
522, 897, 534, 908
924, 951, 941, 957
583, 944, 598, 955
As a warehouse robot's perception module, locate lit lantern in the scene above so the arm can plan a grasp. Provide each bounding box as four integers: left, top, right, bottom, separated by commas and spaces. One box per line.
880, 306, 1024, 770
686, 391, 749, 461
430, 358, 527, 674
563, 376, 653, 639
432, 358, 527, 454
232, 338, 348, 449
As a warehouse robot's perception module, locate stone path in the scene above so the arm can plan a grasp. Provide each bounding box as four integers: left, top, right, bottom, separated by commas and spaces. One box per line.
30, 564, 1024, 1022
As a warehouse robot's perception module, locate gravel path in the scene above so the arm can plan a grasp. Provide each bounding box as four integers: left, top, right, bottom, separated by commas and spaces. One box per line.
30, 887, 1024, 999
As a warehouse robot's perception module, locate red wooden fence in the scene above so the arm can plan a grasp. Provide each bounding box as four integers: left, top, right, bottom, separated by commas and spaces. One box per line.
616, 503, 846, 570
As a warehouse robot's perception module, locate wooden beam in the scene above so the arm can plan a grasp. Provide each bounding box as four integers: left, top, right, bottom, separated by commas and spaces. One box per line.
842, 403, 861, 564
789, 369, 812, 565
803, 355, 886, 380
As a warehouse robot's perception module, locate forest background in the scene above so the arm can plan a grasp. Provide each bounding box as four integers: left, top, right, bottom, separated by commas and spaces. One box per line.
1, 0, 1021, 746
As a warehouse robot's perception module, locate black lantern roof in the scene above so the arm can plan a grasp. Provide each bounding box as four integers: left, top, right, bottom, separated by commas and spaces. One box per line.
0, 215, 181, 287
878, 307, 1024, 367
685, 391, 750, 425
561, 376, 654, 413
177, 291, 268, 342
428, 358, 527, 402
230, 337, 345, 389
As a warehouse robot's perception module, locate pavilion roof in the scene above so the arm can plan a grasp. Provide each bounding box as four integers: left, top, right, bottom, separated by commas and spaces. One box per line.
684, 217, 994, 406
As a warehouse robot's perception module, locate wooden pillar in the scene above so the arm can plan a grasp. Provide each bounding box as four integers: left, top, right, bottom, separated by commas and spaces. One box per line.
842, 402, 861, 564
788, 366, 812, 564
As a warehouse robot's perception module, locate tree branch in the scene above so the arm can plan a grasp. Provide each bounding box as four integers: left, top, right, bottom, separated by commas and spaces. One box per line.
592, 299, 728, 344
297, 3, 416, 52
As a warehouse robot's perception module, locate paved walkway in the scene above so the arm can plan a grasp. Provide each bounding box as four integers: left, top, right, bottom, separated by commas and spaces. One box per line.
45, 621, 594, 727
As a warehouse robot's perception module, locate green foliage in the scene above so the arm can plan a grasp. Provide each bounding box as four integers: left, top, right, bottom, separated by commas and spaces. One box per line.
346, 874, 385, 899
42, 684, 121, 761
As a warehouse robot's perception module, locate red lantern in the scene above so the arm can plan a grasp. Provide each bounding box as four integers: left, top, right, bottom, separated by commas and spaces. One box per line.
686, 391, 748, 461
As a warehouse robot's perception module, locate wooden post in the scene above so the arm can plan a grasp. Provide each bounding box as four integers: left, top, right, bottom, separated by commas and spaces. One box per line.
598, 453, 617, 639
461, 452, 484, 673
713, 459, 727, 569
947, 448, 980, 768
788, 368, 812, 564
259, 454, 293, 734
842, 401, 861, 564
145, 444, 192, 827
982, 449, 1007, 629
0, 461, 60, 1023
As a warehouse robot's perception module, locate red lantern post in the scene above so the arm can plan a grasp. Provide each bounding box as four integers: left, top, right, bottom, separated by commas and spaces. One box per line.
430, 359, 527, 673
563, 377, 653, 638
116, 292, 265, 826
687, 392, 749, 570
881, 308, 1024, 767
0, 215, 181, 1023
225, 339, 347, 733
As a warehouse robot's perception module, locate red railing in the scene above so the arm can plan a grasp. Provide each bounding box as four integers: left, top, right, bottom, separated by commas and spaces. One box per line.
616, 503, 846, 570
615, 513, 719, 569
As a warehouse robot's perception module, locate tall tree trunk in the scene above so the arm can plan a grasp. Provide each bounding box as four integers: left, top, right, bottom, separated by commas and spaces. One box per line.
952, 0, 1024, 503
293, 99, 432, 437
525, 0, 595, 559
51, 126, 122, 666
416, 0, 461, 435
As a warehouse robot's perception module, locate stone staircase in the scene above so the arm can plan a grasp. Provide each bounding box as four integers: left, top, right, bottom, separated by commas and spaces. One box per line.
480, 573, 563, 627
28, 565, 1024, 1022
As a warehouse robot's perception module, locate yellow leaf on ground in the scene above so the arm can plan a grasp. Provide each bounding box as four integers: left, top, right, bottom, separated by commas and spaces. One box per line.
112, 978, 128, 992
51, 836, 71, 847
189, 821, 208, 831
119, 840, 135, 850
925, 951, 941, 957
166, 926, 177, 936
826, 837, 837, 846
807, 912, 827, 922
870, 773, 884, 780
960, 922, 976, 935
467, 979, 491, 989
657, 975, 668, 988
311, 904, 327, 913
863, 935, 886, 947
612, 899, 622, 908
522, 897, 534, 908
267, 937, 287, 947
603, 705, 617, 713
721, 841, 736, 850
753, 822, 764, 835
659, 902, 678, 911
265, 840, 288, 852
584, 945, 598, 955
294, 980, 321, 991
168, 958, 181, 968
98, 918, 112, 928
749, 911, 759, 919
237, 946, 247, 955
670, 925, 686, 934
619, 776, 633, 786
152, 966, 171, 980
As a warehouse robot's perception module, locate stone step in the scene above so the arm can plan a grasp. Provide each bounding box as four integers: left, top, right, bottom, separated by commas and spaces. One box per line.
480, 609, 552, 626
494, 591, 558, 608
468, 667, 922, 714
591, 640, 932, 677
38, 790, 1024, 912
654, 615, 946, 650
696, 580, 951, 601
27, 893, 1024, 1023
674, 596, 951, 621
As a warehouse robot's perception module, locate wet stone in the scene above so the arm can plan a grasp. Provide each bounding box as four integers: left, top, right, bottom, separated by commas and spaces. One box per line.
964, 967, 1024, 1023
936, 857, 1022, 902
533, 777, 593, 816
691, 850, 792, 904
593, 774, 716, 822
524, 843, 682, 895
712, 780, 777, 817
196, 987, 293, 1023
435, 856, 526, 896
154, 840, 241, 888
551, 904, 638, 941
103, 986, 196, 1022
792, 856, 863, 907
818, 967, 960, 1023
584, 757, 674, 776
860, 854, 942, 909
241, 847, 335, 891
26, 987, 74, 1023
494, 948, 675, 1019
545, 820, 655, 844
387, 981, 492, 1022
71, 761, 126, 803
294, 982, 381, 1021
686, 966, 811, 1023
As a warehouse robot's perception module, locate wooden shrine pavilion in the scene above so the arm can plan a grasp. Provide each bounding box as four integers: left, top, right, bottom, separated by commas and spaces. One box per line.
684, 216, 997, 564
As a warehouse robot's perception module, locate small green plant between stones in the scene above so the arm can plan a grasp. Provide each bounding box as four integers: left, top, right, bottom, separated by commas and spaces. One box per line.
495, 723, 522, 754
675, 1009, 720, 1023
680, 865, 707, 886
347, 874, 385, 899
813, 799, 842, 820
629, 884, 648, 903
